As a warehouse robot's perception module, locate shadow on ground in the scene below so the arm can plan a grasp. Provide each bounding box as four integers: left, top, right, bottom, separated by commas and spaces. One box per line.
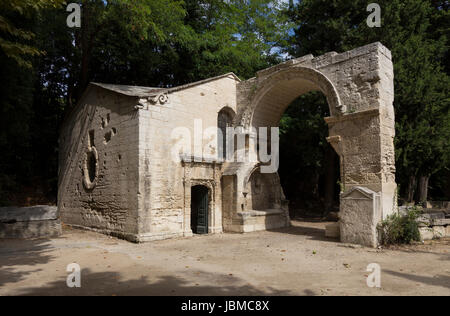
0, 238, 55, 287
9, 268, 295, 296
384, 270, 450, 290
268, 221, 339, 243
0, 237, 295, 296
386, 239, 450, 263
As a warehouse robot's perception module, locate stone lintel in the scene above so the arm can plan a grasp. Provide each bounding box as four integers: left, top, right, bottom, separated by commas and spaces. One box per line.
180, 154, 223, 165
324, 108, 380, 125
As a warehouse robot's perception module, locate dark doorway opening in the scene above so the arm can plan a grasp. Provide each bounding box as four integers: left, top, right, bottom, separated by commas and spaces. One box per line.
191, 185, 209, 234
279, 91, 340, 219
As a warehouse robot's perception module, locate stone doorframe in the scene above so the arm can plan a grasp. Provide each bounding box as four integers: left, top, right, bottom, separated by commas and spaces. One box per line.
181, 158, 223, 236
232, 42, 397, 247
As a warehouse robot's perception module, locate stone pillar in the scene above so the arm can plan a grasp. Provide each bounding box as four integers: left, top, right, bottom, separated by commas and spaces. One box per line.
212, 163, 223, 233
326, 107, 396, 247
340, 186, 381, 247
323, 43, 397, 247
182, 162, 194, 237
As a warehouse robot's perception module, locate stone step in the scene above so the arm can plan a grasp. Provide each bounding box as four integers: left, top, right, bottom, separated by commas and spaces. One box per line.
0, 205, 61, 239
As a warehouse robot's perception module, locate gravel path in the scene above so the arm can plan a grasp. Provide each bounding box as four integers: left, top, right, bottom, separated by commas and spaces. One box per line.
0, 220, 449, 296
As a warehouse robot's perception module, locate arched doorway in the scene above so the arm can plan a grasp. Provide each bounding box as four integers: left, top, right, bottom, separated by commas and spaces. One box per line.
278, 91, 340, 218
224, 67, 344, 234
191, 185, 209, 234
242, 68, 342, 220
229, 43, 398, 247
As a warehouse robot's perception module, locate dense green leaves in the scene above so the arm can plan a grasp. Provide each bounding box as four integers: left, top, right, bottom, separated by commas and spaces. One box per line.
0, 0, 290, 205
285, 0, 449, 203
0, 0, 66, 68
0, 0, 448, 205
278, 92, 339, 212
378, 207, 422, 245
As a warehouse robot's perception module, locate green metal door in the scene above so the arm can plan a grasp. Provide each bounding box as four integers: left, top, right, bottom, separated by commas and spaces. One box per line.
191, 186, 209, 234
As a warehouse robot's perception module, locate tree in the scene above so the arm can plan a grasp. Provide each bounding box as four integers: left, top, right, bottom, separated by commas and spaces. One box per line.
285, 0, 450, 203
0, 0, 67, 204
279, 91, 340, 215
0, 0, 293, 205
62, 0, 189, 105
169, 0, 292, 82
0, 0, 65, 68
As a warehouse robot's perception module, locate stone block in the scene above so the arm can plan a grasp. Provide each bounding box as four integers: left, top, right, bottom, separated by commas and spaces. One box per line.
0, 220, 61, 239
419, 226, 446, 241
0, 205, 61, 239
340, 186, 381, 248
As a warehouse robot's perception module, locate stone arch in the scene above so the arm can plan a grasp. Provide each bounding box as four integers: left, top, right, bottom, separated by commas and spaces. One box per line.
217, 105, 236, 119
229, 66, 344, 234
244, 67, 345, 128
231, 44, 398, 247
237, 67, 342, 213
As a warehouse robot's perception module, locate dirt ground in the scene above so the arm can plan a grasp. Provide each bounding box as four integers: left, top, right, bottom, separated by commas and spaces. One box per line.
0, 220, 449, 296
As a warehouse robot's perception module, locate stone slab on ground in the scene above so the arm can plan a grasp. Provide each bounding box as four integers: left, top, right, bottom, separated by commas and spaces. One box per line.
0, 205, 61, 239
422, 210, 447, 220
419, 226, 448, 241
230, 209, 290, 233
0, 220, 62, 239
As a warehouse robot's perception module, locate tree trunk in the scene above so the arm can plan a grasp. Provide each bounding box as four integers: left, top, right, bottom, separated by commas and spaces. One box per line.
78, 4, 91, 101
312, 173, 320, 200
407, 175, 417, 203
418, 175, 429, 204
324, 145, 336, 212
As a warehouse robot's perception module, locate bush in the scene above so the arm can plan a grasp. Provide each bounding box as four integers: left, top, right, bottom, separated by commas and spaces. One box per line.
378, 208, 422, 245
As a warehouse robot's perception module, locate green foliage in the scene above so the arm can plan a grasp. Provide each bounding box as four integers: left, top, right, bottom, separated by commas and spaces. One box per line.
0, 0, 449, 205
279, 91, 339, 207
286, 0, 450, 201
0, 0, 66, 68
279, 91, 330, 173
378, 208, 422, 245
0, 1, 47, 204
166, 0, 292, 82
0, 0, 292, 204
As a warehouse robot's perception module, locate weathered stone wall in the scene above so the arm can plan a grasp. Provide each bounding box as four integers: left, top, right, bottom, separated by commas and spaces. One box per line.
59, 43, 396, 247
245, 171, 280, 211
320, 43, 397, 229
136, 75, 238, 241
58, 87, 140, 241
